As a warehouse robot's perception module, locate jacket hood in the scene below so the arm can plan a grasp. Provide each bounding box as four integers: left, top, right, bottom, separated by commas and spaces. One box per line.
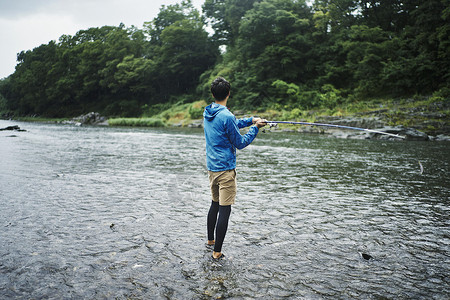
204, 103, 226, 121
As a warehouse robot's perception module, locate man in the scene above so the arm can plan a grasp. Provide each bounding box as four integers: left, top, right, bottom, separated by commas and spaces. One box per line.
203, 77, 266, 259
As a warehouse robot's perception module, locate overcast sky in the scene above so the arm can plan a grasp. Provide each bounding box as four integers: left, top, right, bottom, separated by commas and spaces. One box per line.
0, 0, 204, 79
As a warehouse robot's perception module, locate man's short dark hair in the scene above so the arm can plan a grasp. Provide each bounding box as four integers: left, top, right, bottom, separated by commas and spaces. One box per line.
211, 77, 231, 101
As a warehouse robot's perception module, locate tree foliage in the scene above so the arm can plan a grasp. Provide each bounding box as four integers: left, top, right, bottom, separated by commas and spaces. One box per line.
0, 0, 448, 117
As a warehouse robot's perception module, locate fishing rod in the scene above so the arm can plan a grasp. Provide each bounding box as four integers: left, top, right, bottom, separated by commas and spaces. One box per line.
265, 120, 406, 139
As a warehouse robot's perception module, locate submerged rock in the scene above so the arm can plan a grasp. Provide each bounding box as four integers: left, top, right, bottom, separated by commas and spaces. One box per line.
187, 120, 203, 128
0, 125, 26, 132
363, 125, 429, 141
431, 134, 450, 142
403, 128, 429, 141
0, 125, 19, 131
362, 253, 373, 260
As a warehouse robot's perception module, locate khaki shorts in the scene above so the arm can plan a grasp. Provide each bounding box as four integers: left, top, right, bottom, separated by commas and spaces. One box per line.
208, 169, 237, 206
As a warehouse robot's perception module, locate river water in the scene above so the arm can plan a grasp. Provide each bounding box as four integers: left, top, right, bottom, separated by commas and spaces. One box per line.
0, 120, 448, 299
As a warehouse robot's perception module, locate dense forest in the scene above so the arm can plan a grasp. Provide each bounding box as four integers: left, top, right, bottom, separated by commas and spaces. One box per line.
0, 0, 449, 118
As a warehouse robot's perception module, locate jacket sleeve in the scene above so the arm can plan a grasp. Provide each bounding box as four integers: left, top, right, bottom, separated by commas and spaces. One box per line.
226, 117, 259, 150
236, 117, 253, 129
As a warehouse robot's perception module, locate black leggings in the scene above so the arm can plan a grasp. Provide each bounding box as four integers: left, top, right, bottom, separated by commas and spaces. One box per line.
207, 201, 231, 253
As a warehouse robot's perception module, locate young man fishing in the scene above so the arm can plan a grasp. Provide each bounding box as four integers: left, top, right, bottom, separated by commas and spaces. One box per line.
203, 77, 267, 259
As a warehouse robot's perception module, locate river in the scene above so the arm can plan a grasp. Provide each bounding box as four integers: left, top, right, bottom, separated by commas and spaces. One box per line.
0, 120, 448, 299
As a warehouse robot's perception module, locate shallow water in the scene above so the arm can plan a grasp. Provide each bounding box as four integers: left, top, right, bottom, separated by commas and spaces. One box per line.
0, 120, 449, 299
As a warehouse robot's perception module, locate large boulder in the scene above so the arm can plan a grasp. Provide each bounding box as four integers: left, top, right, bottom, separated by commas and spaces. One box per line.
71, 112, 108, 126
403, 127, 429, 141
432, 134, 450, 142
372, 125, 429, 141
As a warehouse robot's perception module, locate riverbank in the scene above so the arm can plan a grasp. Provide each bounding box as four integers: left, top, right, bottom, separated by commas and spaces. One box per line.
4, 96, 449, 141
106, 97, 450, 141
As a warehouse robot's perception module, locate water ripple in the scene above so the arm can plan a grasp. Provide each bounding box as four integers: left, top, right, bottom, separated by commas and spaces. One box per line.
0, 121, 449, 299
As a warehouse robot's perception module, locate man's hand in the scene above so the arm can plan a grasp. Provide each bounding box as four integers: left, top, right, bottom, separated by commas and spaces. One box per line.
255, 119, 267, 129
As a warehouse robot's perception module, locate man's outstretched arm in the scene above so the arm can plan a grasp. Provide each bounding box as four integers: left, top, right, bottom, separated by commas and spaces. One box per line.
227, 118, 267, 150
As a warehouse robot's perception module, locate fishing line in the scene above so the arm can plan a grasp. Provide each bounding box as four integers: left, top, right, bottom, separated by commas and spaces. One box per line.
265, 120, 406, 139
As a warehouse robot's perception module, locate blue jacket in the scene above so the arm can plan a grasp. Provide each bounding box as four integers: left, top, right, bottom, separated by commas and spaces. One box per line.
203, 103, 259, 172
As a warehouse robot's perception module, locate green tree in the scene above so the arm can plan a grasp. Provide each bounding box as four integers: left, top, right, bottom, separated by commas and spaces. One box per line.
311, 0, 361, 91
146, 1, 218, 103
145, 0, 202, 46
203, 0, 260, 46
153, 19, 218, 100
58, 25, 151, 116
233, 0, 314, 107
10, 41, 60, 115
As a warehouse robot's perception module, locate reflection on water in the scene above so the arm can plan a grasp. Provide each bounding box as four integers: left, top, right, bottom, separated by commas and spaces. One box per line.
0, 120, 449, 299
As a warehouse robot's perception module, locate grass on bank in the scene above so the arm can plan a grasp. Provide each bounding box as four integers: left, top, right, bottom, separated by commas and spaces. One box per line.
108, 100, 207, 127
108, 117, 166, 127
10, 116, 68, 123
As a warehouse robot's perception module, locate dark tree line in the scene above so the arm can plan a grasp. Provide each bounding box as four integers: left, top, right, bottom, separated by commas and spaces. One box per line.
0, 0, 448, 117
